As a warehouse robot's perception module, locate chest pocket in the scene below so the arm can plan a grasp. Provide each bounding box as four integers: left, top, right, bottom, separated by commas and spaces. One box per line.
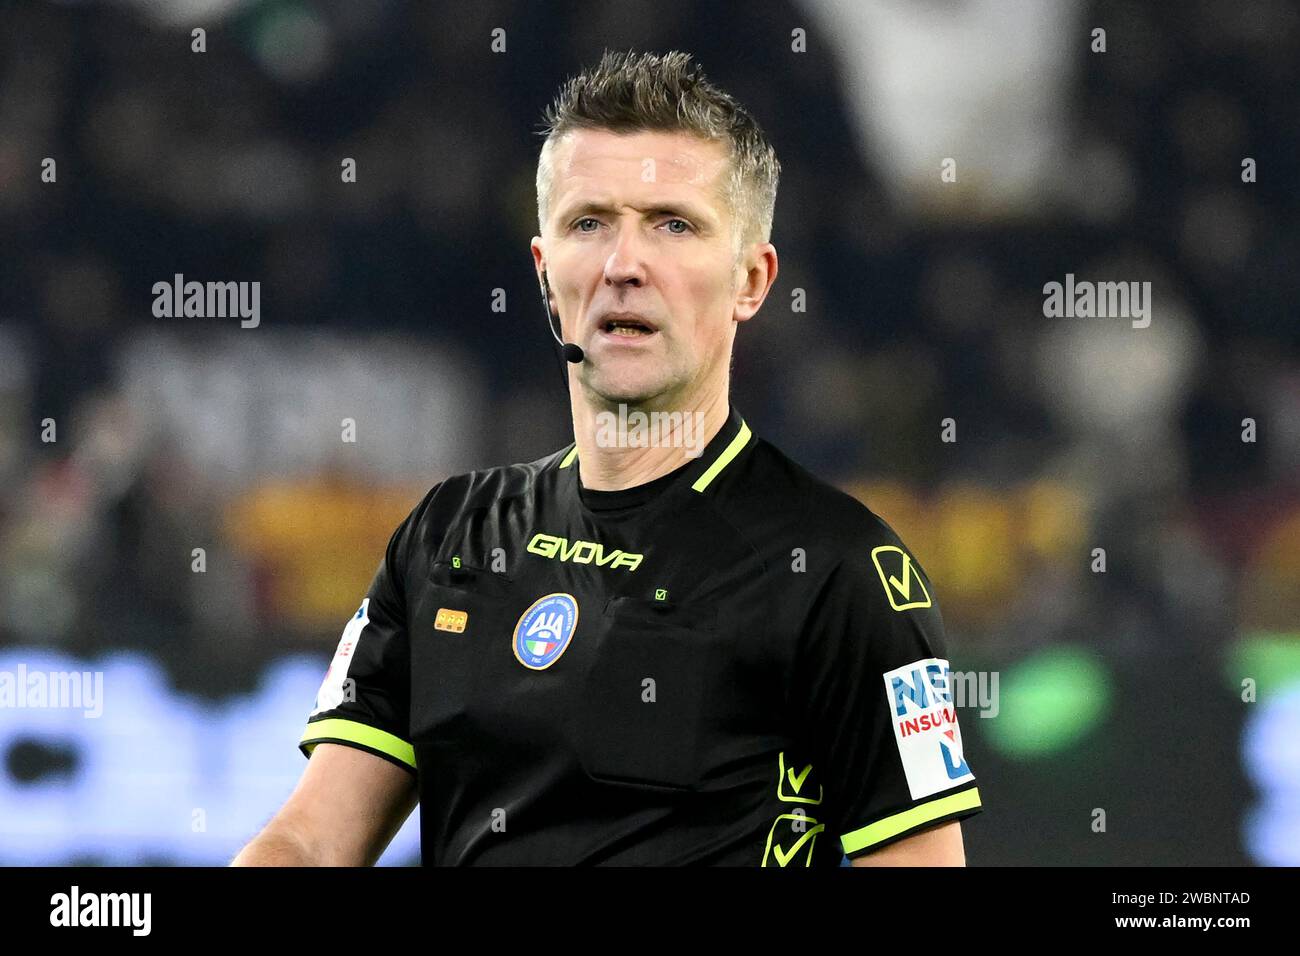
576, 596, 723, 791
410, 560, 516, 738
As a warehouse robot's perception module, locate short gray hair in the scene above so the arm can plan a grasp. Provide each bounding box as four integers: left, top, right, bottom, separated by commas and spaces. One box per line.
535, 49, 780, 254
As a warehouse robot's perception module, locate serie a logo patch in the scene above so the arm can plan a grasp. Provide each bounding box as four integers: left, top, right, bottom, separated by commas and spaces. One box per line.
882, 658, 975, 799
512, 593, 579, 670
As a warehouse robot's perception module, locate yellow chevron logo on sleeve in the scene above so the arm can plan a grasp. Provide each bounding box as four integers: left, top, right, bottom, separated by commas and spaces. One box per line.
870, 546, 933, 612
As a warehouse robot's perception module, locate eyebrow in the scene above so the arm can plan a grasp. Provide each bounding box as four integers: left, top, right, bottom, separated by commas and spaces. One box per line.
557, 200, 715, 226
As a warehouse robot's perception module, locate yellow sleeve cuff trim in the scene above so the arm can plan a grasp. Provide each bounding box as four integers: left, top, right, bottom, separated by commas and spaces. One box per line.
841, 787, 981, 855
299, 717, 416, 770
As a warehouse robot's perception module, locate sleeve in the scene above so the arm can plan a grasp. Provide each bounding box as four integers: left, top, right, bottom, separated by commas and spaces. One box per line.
789, 519, 983, 860
297, 500, 423, 775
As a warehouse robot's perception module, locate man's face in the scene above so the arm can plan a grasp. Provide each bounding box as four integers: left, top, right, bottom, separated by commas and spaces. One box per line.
533, 128, 753, 408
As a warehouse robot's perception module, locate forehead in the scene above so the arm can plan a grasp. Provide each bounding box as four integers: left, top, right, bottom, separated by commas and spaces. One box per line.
549, 128, 731, 213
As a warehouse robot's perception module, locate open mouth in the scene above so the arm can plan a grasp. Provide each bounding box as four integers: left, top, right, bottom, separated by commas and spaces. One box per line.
600, 315, 657, 338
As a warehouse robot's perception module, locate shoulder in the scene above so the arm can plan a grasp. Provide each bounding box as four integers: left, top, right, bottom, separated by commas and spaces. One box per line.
714, 434, 922, 571
392, 446, 569, 550
425, 447, 567, 515
729, 444, 949, 659
708, 433, 944, 633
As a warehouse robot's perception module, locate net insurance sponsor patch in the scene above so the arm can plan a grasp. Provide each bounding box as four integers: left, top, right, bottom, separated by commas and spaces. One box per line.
882, 658, 975, 800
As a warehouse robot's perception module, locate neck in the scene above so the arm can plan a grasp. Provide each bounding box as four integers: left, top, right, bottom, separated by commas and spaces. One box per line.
570, 387, 730, 491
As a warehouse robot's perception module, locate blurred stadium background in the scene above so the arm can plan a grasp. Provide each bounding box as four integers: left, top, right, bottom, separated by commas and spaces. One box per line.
0, 0, 1296, 865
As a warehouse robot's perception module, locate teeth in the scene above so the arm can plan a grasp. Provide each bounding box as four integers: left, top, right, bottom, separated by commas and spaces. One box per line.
608, 324, 649, 336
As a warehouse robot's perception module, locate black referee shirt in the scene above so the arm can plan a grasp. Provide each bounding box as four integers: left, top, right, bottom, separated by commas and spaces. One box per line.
300, 405, 983, 865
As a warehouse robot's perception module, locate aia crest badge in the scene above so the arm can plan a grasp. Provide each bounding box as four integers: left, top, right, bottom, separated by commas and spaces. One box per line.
513, 593, 579, 670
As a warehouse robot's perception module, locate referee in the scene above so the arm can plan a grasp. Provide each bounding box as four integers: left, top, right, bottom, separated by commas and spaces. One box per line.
234, 50, 982, 867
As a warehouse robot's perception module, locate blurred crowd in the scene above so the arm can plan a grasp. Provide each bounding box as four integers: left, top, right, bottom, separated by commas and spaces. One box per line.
0, 0, 1296, 705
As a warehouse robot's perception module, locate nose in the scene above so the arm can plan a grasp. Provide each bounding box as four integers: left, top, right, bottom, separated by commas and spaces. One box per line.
602, 217, 647, 290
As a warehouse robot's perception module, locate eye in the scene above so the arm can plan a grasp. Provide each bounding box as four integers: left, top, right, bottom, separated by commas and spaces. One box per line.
573, 217, 600, 233
663, 218, 693, 235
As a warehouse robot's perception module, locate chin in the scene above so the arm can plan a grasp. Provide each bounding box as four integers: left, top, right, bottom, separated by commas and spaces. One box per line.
585, 372, 672, 408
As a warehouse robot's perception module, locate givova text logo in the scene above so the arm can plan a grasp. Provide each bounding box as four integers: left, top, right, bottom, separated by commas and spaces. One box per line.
526, 533, 643, 571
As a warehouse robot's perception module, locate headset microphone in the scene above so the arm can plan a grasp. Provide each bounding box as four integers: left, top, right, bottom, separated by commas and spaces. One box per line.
539, 271, 584, 364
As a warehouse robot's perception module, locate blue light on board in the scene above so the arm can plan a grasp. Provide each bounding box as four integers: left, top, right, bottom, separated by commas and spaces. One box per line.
0, 648, 420, 865
1241, 681, 1300, 866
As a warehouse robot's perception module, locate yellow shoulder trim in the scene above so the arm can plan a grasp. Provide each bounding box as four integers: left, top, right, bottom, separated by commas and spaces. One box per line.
691, 419, 751, 493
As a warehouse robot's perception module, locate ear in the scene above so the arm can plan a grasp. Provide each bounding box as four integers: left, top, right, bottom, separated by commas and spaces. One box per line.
530, 236, 546, 281
733, 242, 779, 324
530, 237, 554, 309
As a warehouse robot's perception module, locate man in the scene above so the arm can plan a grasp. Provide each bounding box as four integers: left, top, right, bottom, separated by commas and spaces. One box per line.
234, 49, 981, 867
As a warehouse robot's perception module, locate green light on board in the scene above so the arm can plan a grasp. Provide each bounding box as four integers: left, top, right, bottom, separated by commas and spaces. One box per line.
984, 646, 1111, 759
1226, 632, 1300, 697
